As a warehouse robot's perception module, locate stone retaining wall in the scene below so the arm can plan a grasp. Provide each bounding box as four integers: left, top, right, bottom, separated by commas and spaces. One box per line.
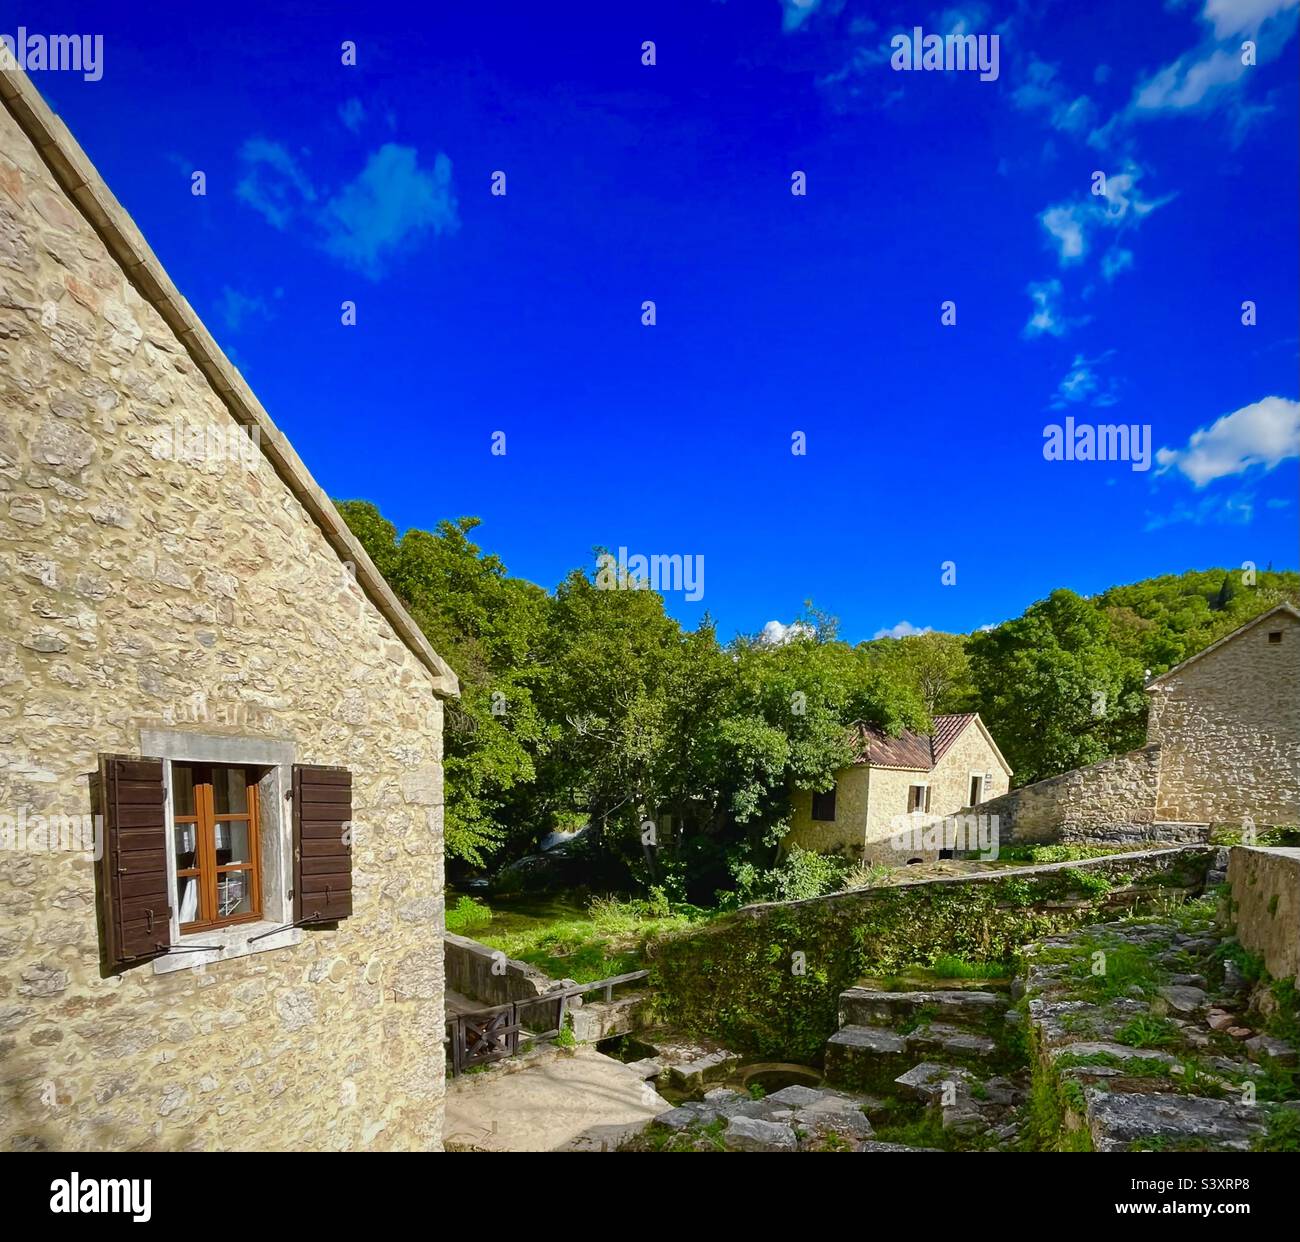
969, 746, 1162, 844
651, 848, 1214, 1060
1228, 846, 1300, 985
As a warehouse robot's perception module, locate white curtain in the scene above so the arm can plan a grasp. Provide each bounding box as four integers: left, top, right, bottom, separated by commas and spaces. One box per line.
179, 877, 198, 923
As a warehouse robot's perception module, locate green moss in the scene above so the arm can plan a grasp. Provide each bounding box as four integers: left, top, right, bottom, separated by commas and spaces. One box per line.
649, 851, 1213, 1060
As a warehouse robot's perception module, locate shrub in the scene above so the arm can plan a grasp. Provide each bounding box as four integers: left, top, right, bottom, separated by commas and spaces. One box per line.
446, 894, 493, 931
730, 847, 850, 904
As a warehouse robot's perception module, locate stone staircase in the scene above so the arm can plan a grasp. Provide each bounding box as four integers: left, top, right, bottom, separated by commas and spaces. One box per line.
826, 985, 1012, 1090
824, 980, 1029, 1146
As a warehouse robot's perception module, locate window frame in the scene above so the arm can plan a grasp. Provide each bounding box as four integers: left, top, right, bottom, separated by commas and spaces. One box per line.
144, 730, 298, 968
907, 783, 931, 813
811, 786, 837, 822
171, 763, 264, 933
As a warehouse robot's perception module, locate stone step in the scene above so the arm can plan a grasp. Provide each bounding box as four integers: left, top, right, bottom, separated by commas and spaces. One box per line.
906, 1022, 999, 1059
839, 988, 1009, 1029
1085, 1089, 1269, 1153
824, 1019, 1005, 1091
823, 1026, 911, 1091
665, 1047, 741, 1089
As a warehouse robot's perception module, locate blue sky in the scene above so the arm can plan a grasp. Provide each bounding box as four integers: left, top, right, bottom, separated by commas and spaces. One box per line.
20, 0, 1300, 643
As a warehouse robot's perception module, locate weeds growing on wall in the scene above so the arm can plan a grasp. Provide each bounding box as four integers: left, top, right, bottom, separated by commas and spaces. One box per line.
648, 851, 1212, 1060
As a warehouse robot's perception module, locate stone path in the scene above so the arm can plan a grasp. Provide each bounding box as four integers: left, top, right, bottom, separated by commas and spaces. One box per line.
443, 1046, 669, 1152
1025, 916, 1297, 1152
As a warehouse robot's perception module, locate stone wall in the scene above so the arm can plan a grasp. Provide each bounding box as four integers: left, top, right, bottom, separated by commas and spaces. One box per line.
0, 92, 448, 1150
969, 745, 1162, 845
444, 932, 553, 1009
652, 848, 1214, 1059
1149, 611, 1300, 825
786, 765, 870, 857
1227, 846, 1300, 986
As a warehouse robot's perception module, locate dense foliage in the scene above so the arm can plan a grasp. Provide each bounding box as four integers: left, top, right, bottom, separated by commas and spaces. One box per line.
337, 500, 1297, 897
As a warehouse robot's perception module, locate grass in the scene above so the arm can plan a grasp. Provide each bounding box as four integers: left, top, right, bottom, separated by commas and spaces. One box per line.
1037, 933, 1168, 1001
929, 953, 1016, 979
455, 888, 710, 982
445, 894, 493, 931
997, 844, 1140, 865
1115, 1014, 1183, 1050
1254, 1107, 1300, 1153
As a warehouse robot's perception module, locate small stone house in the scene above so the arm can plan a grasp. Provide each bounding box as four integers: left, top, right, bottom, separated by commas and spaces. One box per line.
976, 602, 1300, 843
785, 713, 1012, 863
0, 68, 458, 1150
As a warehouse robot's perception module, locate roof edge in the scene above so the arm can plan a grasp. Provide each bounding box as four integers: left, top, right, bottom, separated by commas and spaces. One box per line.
1, 67, 458, 698
966, 712, 1014, 777
1144, 602, 1300, 692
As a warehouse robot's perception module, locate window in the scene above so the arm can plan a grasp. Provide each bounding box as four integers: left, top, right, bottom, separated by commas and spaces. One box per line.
907, 784, 930, 813
171, 763, 263, 931
969, 775, 984, 806
1268, 631, 1283, 644
811, 787, 837, 822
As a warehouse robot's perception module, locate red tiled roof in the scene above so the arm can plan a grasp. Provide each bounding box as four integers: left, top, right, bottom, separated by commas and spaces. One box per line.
931, 713, 977, 763
849, 713, 977, 771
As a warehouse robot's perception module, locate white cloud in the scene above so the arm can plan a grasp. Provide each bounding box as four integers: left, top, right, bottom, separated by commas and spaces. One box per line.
1144, 489, 1257, 530
759, 619, 816, 645
1012, 59, 1097, 136
235, 138, 318, 229
1204, 0, 1298, 38
1052, 350, 1121, 409
780, 0, 835, 33
1037, 163, 1170, 267
1156, 396, 1300, 486
1021, 279, 1087, 339
238, 137, 459, 279
216, 286, 273, 333
1101, 247, 1134, 281
873, 620, 934, 640
1134, 46, 1250, 110
320, 145, 459, 278
1092, 0, 1298, 143
338, 98, 366, 134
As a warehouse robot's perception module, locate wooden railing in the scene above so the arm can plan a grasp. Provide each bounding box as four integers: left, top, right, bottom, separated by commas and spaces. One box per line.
445, 969, 649, 1076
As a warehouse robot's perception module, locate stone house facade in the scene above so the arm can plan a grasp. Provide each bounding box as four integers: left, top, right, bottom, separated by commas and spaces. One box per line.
786, 713, 1012, 863
975, 603, 1300, 844
0, 67, 458, 1150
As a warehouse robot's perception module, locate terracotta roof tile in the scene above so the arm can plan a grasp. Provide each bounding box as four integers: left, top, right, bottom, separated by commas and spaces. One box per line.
849, 713, 976, 771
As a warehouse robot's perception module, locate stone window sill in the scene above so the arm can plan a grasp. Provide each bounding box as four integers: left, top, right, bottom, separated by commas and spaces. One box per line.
153, 920, 303, 975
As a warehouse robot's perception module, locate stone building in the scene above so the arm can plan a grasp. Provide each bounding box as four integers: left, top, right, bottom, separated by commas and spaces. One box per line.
0, 67, 457, 1150
975, 602, 1300, 844
785, 713, 1012, 863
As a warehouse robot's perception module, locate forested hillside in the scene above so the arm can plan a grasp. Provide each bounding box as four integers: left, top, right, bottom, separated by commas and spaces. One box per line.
337, 500, 1298, 900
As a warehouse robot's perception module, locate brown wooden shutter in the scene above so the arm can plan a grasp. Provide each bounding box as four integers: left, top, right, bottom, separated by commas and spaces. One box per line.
97, 754, 172, 966
292, 765, 353, 923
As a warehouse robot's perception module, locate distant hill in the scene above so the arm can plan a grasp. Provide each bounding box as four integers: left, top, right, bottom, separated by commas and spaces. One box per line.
1092, 567, 1300, 673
